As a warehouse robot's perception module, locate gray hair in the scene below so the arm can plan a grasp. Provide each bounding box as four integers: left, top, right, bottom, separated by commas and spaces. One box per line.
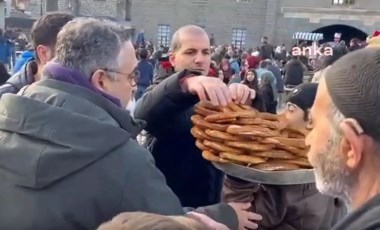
99, 19, 133, 42
54, 17, 126, 79
330, 102, 346, 136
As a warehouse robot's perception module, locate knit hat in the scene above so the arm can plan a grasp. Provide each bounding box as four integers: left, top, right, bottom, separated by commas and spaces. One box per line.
325, 48, 380, 140
286, 83, 318, 112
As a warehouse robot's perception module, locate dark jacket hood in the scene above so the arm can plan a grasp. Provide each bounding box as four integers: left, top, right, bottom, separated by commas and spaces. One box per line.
0, 79, 145, 189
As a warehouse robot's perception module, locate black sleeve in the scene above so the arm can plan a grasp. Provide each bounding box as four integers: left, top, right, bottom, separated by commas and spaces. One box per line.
260, 86, 274, 111
260, 86, 271, 104
283, 62, 289, 74
268, 85, 275, 102
251, 93, 267, 112
134, 70, 199, 136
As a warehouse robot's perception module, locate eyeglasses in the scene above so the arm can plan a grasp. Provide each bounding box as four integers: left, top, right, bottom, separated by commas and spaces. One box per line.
102, 67, 140, 87
285, 102, 300, 112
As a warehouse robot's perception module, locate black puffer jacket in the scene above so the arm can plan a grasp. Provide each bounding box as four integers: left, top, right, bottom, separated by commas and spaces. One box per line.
134, 70, 224, 208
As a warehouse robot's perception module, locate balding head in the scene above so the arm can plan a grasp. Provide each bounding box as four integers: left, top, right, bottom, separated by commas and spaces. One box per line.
170, 25, 209, 53
169, 25, 211, 75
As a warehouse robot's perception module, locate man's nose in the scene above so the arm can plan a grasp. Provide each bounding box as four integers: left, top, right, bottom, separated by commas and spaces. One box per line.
194, 52, 205, 63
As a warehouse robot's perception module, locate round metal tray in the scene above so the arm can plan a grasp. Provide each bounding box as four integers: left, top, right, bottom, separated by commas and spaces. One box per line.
213, 162, 315, 185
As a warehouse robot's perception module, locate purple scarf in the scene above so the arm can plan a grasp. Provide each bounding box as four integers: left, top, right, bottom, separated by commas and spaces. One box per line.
42, 62, 121, 107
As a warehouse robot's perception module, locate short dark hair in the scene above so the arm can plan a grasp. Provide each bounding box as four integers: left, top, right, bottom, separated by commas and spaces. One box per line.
31, 12, 74, 61
139, 48, 148, 59
259, 60, 270, 69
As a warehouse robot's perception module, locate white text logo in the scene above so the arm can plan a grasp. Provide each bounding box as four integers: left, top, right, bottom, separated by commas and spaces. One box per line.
292, 44, 333, 57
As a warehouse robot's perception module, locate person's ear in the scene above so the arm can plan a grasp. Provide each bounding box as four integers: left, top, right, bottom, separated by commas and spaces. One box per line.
36, 45, 51, 65
91, 69, 111, 93
169, 52, 175, 67
339, 118, 365, 170
305, 110, 314, 129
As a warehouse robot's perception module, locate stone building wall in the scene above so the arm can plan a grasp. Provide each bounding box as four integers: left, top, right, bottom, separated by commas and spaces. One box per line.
26, 0, 119, 18
131, 0, 380, 48
23, 0, 380, 48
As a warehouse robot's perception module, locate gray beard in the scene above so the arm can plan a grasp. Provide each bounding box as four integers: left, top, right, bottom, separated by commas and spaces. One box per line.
313, 130, 357, 207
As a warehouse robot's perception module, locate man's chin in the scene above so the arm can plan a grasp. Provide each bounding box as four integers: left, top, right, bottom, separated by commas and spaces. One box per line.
314, 169, 352, 203
314, 174, 329, 195
314, 168, 335, 194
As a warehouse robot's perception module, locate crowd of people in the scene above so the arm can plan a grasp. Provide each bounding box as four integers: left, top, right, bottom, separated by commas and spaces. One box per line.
132, 31, 370, 114
0, 11, 380, 230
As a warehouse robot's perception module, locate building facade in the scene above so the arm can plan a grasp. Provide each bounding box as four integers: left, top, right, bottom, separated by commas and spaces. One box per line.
21, 0, 123, 20
131, 0, 380, 48
18, 0, 380, 48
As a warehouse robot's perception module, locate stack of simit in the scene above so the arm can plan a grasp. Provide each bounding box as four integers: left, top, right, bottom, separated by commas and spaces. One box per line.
191, 101, 312, 171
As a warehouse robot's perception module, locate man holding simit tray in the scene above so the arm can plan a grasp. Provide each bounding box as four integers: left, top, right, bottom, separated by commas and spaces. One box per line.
222, 83, 347, 230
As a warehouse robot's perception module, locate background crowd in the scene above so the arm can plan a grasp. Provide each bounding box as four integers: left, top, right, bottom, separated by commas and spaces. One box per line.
0, 11, 380, 230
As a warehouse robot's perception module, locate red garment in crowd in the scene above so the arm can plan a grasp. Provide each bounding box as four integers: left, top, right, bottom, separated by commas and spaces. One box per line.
241, 56, 261, 77
161, 60, 173, 70
246, 56, 261, 69
208, 67, 217, 77
373, 30, 380, 37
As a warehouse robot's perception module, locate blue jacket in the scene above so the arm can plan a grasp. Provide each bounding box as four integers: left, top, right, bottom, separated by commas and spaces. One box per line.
229, 59, 240, 75
13, 50, 34, 74
136, 59, 153, 87
0, 37, 11, 64
268, 65, 284, 93
135, 32, 145, 47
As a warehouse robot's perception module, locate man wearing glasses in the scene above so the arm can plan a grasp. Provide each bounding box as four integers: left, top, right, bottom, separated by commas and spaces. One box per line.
0, 18, 260, 230
95, 66, 140, 108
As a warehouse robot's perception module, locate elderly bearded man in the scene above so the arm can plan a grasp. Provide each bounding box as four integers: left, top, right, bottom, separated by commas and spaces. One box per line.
306, 47, 380, 229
